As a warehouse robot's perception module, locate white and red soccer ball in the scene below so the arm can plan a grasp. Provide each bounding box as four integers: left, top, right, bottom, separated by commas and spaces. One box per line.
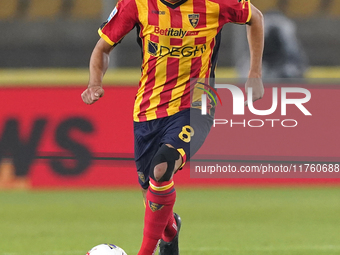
86, 244, 127, 255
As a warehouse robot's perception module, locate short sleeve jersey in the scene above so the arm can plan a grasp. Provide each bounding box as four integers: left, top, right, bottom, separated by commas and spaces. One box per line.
99, 0, 251, 122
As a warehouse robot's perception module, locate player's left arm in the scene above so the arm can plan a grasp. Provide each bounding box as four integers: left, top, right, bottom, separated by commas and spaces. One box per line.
245, 4, 264, 104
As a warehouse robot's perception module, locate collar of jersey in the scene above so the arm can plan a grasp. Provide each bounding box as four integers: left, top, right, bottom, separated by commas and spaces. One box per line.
160, 0, 188, 9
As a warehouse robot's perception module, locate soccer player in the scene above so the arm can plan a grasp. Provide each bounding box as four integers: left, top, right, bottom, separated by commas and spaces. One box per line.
81, 0, 264, 254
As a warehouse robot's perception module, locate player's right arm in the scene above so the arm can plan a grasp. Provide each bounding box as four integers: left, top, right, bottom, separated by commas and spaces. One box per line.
81, 0, 138, 105
81, 38, 114, 105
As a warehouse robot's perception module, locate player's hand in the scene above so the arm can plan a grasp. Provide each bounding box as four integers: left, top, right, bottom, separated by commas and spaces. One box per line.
244, 77, 264, 106
81, 85, 105, 105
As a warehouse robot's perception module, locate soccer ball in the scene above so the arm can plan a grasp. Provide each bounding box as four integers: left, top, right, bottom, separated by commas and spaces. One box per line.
86, 244, 127, 255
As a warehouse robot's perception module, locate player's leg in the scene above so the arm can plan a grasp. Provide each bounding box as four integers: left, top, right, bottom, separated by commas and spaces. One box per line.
134, 118, 182, 255
158, 108, 213, 255
134, 119, 164, 197
136, 108, 213, 255
141, 146, 182, 201
159, 212, 181, 255
138, 143, 182, 255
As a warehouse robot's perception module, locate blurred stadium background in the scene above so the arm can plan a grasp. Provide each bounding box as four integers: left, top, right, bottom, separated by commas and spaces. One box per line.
0, 0, 340, 255
1, 0, 340, 70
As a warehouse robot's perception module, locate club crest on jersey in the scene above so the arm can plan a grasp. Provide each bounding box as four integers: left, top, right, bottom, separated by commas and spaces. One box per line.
188, 14, 200, 28
148, 201, 164, 212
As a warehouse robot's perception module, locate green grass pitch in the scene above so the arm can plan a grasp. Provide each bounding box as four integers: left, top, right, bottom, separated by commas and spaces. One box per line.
0, 187, 340, 255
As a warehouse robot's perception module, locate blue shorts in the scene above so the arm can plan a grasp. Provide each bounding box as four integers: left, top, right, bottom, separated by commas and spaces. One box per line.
134, 108, 213, 189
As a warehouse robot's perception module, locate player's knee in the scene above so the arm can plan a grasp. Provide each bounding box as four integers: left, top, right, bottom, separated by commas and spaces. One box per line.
150, 144, 180, 182
153, 162, 168, 181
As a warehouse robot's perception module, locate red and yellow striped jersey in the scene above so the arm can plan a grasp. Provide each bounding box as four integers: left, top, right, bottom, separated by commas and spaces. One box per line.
99, 0, 251, 122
